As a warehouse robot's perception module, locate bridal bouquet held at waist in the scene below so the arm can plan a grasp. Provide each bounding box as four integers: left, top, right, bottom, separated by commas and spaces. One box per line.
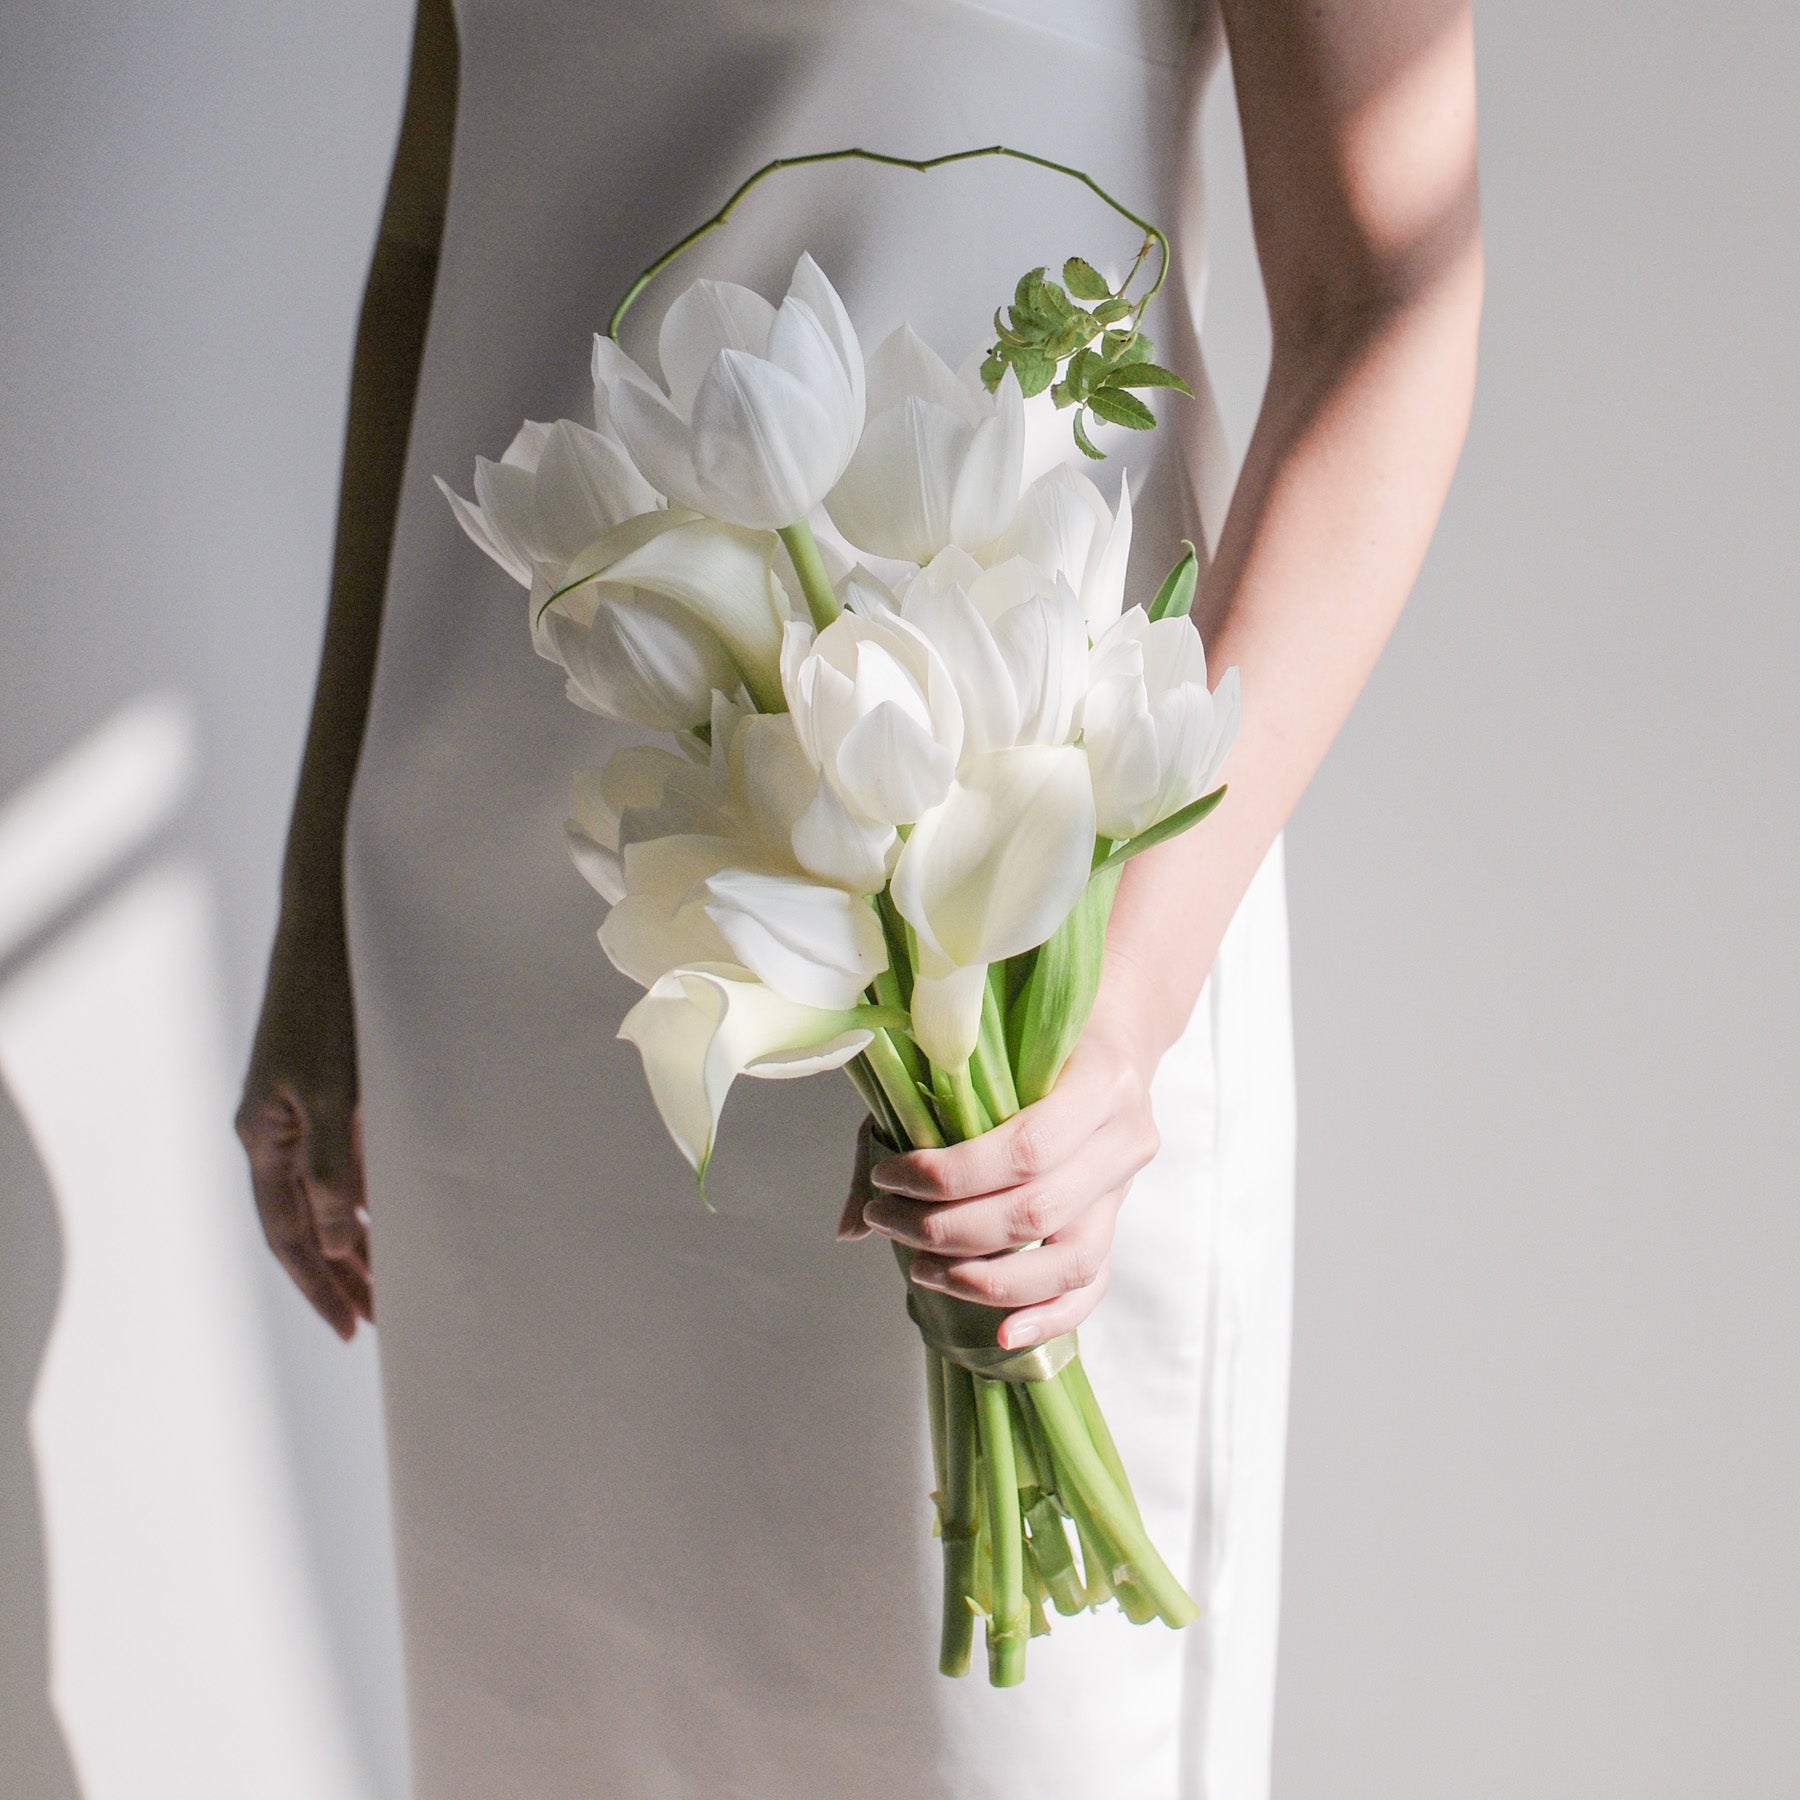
440, 148, 1239, 1687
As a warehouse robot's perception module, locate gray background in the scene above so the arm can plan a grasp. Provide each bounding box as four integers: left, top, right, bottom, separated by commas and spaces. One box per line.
1, 2, 1794, 1796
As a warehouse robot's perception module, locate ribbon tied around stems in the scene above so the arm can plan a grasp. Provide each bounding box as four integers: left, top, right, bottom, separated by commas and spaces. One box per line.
896, 1242, 1079, 1382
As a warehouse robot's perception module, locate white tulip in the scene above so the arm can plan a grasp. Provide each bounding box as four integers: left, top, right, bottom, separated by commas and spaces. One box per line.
890, 745, 1097, 1066
600, 255, 865, 531
594, 700, 889, 1011
1082, 612, 1241, 841
988, 463, 1134, 641
826, 326, 1025, 563
900, 551, 1088, 756
436, 416, 661, 590
780, 610, 963, 828
619, 964, 877, 1175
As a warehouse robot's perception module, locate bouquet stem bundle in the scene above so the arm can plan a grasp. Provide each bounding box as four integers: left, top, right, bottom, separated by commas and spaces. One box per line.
850, 883, 1199, 1685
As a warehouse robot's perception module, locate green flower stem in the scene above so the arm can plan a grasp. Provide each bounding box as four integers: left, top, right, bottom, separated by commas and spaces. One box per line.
864, 1028, 944, 1149
970, 972, 1021, 1125
844, 1052, 905, 1148
607, 145, 1172, 342
1024, 1492, 1088, 1616
776, 520, 840, 632
1062, 1355, 1143, 1526
938, 1361, 980, 1678
925, 1346, 949, 1516
974, 1376, 1029, 1686
1031, 1371, 1198, 1629
935, 1060, 990, 1144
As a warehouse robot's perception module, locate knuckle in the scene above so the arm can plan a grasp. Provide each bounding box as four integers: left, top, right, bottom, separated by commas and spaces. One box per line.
1066, 1241, 1105, 1291
1008, 1186, 1055, 1242
915, 1207, 955, 1251
1009, 1118, 1054, 1179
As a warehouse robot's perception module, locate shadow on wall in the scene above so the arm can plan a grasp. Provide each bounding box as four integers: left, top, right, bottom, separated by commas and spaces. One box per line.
0, 1075, 81, 1797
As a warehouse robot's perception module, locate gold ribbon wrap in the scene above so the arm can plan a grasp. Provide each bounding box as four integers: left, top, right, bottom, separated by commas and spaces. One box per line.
891, 1242, 1079, 1384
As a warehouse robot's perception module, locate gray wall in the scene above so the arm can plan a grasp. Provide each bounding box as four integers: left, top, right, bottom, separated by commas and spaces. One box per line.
0, 2, 415, 1793
1, 3, 1794, 1797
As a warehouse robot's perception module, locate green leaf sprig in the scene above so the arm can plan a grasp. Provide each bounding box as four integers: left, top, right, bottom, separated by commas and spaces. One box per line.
980, 250, 1192, 460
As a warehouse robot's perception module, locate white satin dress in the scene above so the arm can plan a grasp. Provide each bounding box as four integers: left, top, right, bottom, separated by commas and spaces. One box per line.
348, 2, 1296, 1795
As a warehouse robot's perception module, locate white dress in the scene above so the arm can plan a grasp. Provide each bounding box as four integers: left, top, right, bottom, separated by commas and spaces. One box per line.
348, 2, 1296, 1795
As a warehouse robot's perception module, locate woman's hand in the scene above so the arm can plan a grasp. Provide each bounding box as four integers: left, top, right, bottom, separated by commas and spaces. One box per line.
840, 1015, 1162, 1351
235, 911, 372, 1340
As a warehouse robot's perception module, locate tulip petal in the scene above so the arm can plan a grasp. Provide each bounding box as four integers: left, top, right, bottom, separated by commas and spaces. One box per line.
612, 379, 710, 515
785, 253, 865, 429
692, 348, 844, 528
436, 476, 531, 586
949, 366, 1025, 551
790, 776, 894, 895
890, 745, 1097, 970
598, 835, 739, 986
865, 323, 975, 421
1082, 473, 1133, 638
832, 700, 959, 823
700, 868, 886, 1011
658, 279, 777, 416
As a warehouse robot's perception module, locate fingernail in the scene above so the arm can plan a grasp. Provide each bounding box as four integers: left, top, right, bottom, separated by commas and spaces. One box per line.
1003, 1319, 1040, 1348
861, 1202, 891, 1237
909, 1258, 948, 1292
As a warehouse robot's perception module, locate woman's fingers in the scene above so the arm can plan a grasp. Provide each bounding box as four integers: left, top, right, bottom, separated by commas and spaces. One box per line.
236, 1086, 370, 1338
295, 1086, 372, 1288
836, 1116, 877, 1242
863, 1127, 1139, 1258
907, 1190, 1122, 1312
993, 1262, 1113, 1350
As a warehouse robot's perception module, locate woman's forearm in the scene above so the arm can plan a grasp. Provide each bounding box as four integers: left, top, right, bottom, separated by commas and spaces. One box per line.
277, 0, 456, 929
1097, 251, 1484, 1066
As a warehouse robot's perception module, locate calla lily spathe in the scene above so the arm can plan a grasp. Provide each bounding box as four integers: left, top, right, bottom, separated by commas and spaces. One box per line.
890, 745, 1097, 1067
600, 255, 866, 531
826, 326, 1025, 563
619, 963, 878, 1175
1082, 612, 1241, 840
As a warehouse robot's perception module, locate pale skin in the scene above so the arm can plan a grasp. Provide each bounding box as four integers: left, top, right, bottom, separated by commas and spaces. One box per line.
239, 0, 1482, 1346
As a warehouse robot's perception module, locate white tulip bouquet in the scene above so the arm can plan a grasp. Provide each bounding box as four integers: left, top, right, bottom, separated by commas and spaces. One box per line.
441, 149, 1239, 1686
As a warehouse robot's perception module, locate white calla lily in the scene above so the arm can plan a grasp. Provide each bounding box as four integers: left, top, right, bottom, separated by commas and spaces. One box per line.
619, 964, 880, 1175
900, 551, 1088, 756
1082, 613, 1241, 840
601, 255, 866, 530
890, 745, 1097, 1066
549, 509, 793, 712
826, 326, 1025, 562
780, 611, 964, 828
988, 463, 1133, 641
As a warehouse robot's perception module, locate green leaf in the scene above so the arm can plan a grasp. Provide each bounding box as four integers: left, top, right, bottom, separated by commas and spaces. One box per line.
1036, 281, 1077, 322
1070, 409, 1106, 459
1008, 864, 1124, 1105
1093, 296, 1132, 325
1086, 386, 1157, 431
1147, 542, 1200, 622
1064, 346, 1105, 401
1062, 256, 1112, 301
1094, 787, 1228, 874
1100, 361, 1193, 395
1009, 347, 1056, 398
1015, 268, 1048, 311
979, 353, 1006, 392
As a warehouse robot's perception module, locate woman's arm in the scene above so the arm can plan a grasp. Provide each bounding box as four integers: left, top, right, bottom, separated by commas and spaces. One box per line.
853, 0, 1484, 1346
235, 0, 457, 1338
